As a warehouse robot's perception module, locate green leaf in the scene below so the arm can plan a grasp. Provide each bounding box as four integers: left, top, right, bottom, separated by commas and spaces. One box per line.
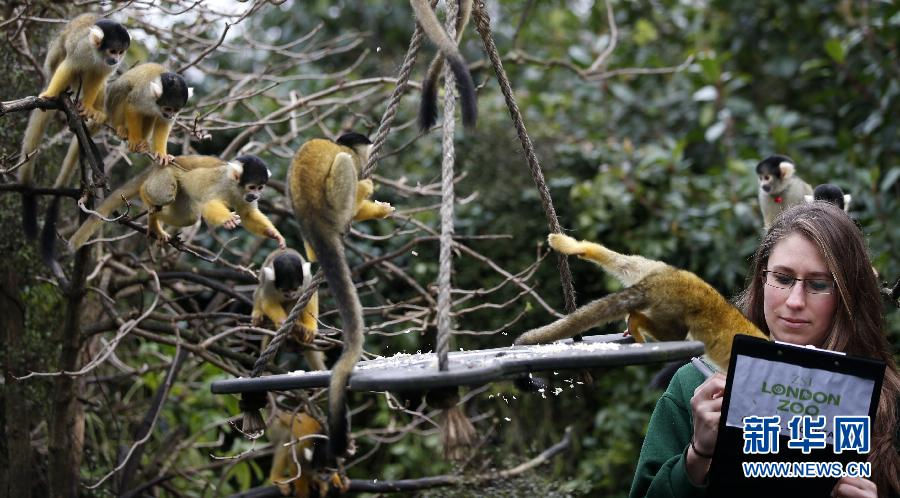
880, 167, 900, 192
825, 39, 845, 64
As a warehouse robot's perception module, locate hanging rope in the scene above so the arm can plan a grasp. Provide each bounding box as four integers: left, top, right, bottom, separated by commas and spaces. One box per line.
239, 271, 325, 434
471, 2, 578, 319
435, 0, 460, 373
362, 1, 435, 179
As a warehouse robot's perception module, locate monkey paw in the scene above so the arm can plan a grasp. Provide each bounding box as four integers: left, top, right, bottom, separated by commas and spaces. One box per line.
357, 178, 375, 198
293, 324, 316, 344
374, 200, 395, 218
76, 103, 106, 124
274, 481, 292, 496
222, 213, 242, 230
129, 140, 150, 154
115, 126, 129, 139
548, 233, 584, 255
329, 472, 350, 493
152, 152, 175, 166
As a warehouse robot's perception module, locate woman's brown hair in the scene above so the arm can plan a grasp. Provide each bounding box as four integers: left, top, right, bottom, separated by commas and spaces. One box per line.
736, 202, 899, 496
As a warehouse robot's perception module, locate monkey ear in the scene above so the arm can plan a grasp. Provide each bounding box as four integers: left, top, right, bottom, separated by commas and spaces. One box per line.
89, 26, 105, 48
804, 194, 813, 204
843, 194, 852, 212
150, 78, 163, 99
262, 266, 275, 283
187, 87, 194, 100
779, 161, 795, 178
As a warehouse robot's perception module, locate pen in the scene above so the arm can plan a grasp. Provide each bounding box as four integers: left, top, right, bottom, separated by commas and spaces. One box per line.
691, 356, 716, 379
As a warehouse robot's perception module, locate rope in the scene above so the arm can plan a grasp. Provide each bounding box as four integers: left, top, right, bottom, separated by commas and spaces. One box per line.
471, 2, 578, 318
250, 272, 325, 377
362, 1, 435, 179
436, 0, 459, 372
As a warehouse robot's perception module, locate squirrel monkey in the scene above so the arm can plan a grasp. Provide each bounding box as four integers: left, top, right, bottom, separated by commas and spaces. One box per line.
288, 132, 394, 461
514, 233, 768, 370
18, 13, 130, 239
268, 410, 347, 497
756, 155, 813, 229
106, 63, 191, 165
804, 183, 851, 212
409, 0, 477, 130
253, 248, 326, 371
67, 155, 285, 250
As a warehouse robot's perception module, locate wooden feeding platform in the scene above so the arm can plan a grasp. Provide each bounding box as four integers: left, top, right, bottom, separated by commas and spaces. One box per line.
210, 334, 704, 395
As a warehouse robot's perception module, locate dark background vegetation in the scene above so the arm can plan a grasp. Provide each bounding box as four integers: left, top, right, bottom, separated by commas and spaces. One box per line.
1, 0, 897, 496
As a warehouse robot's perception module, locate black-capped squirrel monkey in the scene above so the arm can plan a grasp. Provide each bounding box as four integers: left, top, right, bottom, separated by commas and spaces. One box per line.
253, 248, 326, 371
106, 63, 191, 165
514, 233, 768, 370
804, 183, 852, 212
409, 0, 477, 130
288, 132, 394, 462
38, 64, 190, 261
18, 13, 130, 239
756, 155, 813, 229
67, 155, 286, 250
268, 410, 347, 497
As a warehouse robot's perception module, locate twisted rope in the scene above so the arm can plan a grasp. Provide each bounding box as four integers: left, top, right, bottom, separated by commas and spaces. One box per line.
436, 0, 459, 372
250, 271, 325, 377
472, 2, 578, 318
362, 1, 434, 179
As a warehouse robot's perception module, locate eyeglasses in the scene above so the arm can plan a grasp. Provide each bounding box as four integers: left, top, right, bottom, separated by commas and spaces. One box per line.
762, 270, 836, 295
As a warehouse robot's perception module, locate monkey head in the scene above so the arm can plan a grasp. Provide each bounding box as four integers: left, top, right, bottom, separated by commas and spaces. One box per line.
151, 72, 191, 120
268, 252, 307, 301
806, 183, 851, 212
755, 154, 795, 196
91, 19, 130, 67
230, 155, 272, 203
336, 132, 373, 163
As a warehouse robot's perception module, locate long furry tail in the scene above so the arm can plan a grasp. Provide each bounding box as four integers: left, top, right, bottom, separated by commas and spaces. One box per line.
410, 0, 477, 129
514, 286, 649, 345
68, 169, 150, 251
41, 139, 82, 265
307, 229, 364, 462
19, 108, 54, 239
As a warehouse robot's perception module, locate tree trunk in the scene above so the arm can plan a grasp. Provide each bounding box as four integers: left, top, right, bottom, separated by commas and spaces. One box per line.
2, 269, 32, 497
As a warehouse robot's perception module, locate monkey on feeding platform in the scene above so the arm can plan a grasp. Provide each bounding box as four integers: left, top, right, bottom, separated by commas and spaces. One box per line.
514, 233, 768, 370
756, 155, 813, 229
288, 132, 394, 462
253, 248, 326, 371
18, 13, 130, 240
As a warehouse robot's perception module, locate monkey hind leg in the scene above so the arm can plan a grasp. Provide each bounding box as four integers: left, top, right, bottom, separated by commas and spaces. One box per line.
626, 311, 667, 343
514, 286, 649, 346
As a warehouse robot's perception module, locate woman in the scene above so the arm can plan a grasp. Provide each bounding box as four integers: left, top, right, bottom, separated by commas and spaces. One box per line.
630, 202, 900, 497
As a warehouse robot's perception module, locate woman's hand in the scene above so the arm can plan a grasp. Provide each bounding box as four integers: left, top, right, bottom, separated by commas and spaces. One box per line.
690, 372, 726, 457
684, 372, 726, 485
832, 476, 877, 498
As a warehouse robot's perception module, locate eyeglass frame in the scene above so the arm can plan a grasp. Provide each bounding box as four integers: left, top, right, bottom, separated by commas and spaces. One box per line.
761, 270, 836, 295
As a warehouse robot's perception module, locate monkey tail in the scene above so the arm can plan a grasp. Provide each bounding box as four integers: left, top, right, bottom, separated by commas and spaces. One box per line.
418, 55, 445, 131
68, 169, 150, 251
410, 0, 477, 129
513, 286, 649, 345
40, 139, 82, 265
19, 108, 54, 239
306, 228, 364, 462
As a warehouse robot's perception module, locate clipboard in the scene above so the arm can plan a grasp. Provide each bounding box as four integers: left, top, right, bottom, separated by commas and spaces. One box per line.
707, 335, 885, 496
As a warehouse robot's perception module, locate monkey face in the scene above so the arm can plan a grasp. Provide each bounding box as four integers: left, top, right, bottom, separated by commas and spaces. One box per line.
155, 73, 190, 120
92, 20, 130, 66
273, 254, 305, 300
103, 47, 126, 66
758, 172, 780, 193
244, 184, 264, 203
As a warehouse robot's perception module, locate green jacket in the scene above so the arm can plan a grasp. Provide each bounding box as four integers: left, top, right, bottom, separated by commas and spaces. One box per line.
630, 363, 709, 497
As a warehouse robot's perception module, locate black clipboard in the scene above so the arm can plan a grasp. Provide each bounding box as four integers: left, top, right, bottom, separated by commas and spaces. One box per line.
708, 335, 885, 496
